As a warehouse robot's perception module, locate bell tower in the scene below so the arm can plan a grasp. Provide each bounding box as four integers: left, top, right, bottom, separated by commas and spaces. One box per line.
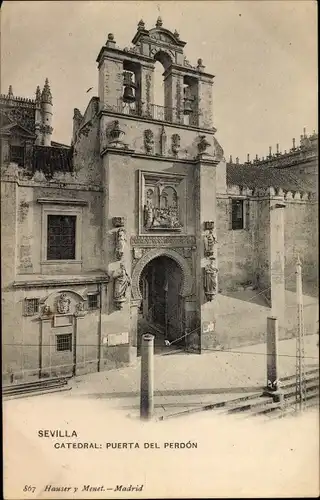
96, 17, 215, 128
96, 18, 224, 360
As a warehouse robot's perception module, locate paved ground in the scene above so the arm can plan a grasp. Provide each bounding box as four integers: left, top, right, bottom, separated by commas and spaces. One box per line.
65, 333, 319, 419
3, 334, 319, 498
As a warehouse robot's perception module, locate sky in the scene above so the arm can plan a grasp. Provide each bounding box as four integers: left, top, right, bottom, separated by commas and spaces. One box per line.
1, 0, 318, 161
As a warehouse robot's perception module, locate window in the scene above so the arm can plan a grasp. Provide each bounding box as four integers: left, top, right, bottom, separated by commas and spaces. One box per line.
87, 294, 99, 310
56, 334, 72, 352
47, 215, 76, 260
10, 145, 25, 166
231, 199, 244, 230
24, 298, 40, 316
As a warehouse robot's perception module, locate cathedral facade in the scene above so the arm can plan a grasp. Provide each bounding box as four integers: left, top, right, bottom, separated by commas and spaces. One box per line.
1, 19, 318, 382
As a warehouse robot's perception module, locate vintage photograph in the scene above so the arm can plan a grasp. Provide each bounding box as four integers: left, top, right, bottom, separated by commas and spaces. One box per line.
1, 1, 319, 498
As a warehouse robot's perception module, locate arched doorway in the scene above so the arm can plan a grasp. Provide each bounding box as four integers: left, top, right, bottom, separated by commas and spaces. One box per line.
138, 255, 183, 353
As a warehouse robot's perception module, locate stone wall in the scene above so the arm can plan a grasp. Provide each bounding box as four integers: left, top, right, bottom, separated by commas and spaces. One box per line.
13, 184, 103, 275
216, 196, 254, 291
100, 114, 216, 159
284, 198, 319, 288
98, 59, 123, 108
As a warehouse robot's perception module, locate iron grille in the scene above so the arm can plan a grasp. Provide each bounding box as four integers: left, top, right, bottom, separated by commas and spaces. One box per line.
47, 215, 76, 260
24, 298, 40, 316
231, 199, 244, 230
56, 334, 72, 352
87, 294, 99, 310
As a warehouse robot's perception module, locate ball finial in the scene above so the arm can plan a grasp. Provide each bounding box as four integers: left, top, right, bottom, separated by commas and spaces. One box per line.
156, 16, 163, 28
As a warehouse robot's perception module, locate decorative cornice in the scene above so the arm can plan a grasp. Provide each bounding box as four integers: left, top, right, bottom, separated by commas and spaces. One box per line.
11, 275, 110, 289
99, 108, 217, 134
131, 235, 196, 248
37, 198, 89, 206
100, 145, 135, 157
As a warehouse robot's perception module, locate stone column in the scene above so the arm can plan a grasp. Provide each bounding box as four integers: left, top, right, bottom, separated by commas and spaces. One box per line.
270, 191, 286, 323
255, 188, 285, 325
194, 152, 219, 351
98, 57, 124, 110
139, 64, 154, 117
163, 68, 184, 124
198, 76, 213, 129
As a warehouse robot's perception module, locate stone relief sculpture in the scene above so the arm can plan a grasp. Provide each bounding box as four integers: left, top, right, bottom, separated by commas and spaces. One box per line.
113, 263, 131, 309
144, 188, 155, 229
107, 120, 125, 147
144, 129, 154, 154
115, 227, 126, 260
204, 223, 217, 257
143, 184, 182, 231
112, 216, 125, 228
75, 301, 86, 316
160, 125, 166, 156
197, 135, 211, 156
171, 134, 180, 157
41, 305, 51, 316
203, 260, 218, 301
56, 293, 71, 314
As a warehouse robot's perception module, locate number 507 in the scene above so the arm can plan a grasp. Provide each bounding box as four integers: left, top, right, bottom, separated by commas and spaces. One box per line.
23, 486, 36, 493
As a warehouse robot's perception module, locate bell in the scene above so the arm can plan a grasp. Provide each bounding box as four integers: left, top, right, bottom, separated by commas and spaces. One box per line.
183, 98, 193, 115
123, 85, 136, 103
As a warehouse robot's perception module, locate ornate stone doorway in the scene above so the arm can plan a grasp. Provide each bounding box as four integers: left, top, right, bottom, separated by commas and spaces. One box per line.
131, 247, 195, 354
138, 256, 183, 351
135, 256, 186, 354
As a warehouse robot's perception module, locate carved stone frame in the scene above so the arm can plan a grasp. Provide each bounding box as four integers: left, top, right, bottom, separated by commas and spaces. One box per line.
131, 247, 193, 301
139, 170, 187, 235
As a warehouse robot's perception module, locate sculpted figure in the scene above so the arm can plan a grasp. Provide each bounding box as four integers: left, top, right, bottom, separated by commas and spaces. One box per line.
144, 189, 154, 228
198, 135, 211, 155
204, 260, 218, 301
113, 263, 131, 309
204, 226, 217, 257
42, 304, 51, 315
116, 228, 126, 260
57, 293, 71, 314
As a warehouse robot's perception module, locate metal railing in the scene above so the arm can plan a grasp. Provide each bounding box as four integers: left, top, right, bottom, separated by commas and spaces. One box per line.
103, 99, 199, 126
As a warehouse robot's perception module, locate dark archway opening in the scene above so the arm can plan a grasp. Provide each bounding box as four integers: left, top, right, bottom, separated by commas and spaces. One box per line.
137, 255, 184, 354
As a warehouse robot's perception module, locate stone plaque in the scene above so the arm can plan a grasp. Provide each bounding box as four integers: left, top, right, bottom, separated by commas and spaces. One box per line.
185, 301, 197, 312
202, 320, 215, 333
131, 235, 196, 248
53, 315, 73, 327
107, 332, 129, 346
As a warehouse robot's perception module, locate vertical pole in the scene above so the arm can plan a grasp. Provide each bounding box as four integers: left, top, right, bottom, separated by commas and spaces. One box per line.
295, 255, 305, 412
266, 317, 279, 390
97, 283, 103, 372
264, 317, 283, 402
140, 334, 154, 420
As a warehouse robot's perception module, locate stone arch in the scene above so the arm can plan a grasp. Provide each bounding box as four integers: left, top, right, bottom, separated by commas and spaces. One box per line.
131, 248, 193, 300
41, 289, 86, 305
152, 49, 173, 70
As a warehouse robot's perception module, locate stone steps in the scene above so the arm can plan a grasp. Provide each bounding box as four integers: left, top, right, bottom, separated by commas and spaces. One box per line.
3, 377, 71, 399
159, 368, 319, 421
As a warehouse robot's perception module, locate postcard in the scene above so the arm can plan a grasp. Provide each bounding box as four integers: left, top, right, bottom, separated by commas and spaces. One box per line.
1, 1, 319, 498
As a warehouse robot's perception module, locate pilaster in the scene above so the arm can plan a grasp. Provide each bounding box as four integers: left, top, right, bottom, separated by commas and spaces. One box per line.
198, 77, 213, 129
98, 56, 124, 109
163, 68, 184, 124
255, 188, 285, 323
194, 154, 219, 351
